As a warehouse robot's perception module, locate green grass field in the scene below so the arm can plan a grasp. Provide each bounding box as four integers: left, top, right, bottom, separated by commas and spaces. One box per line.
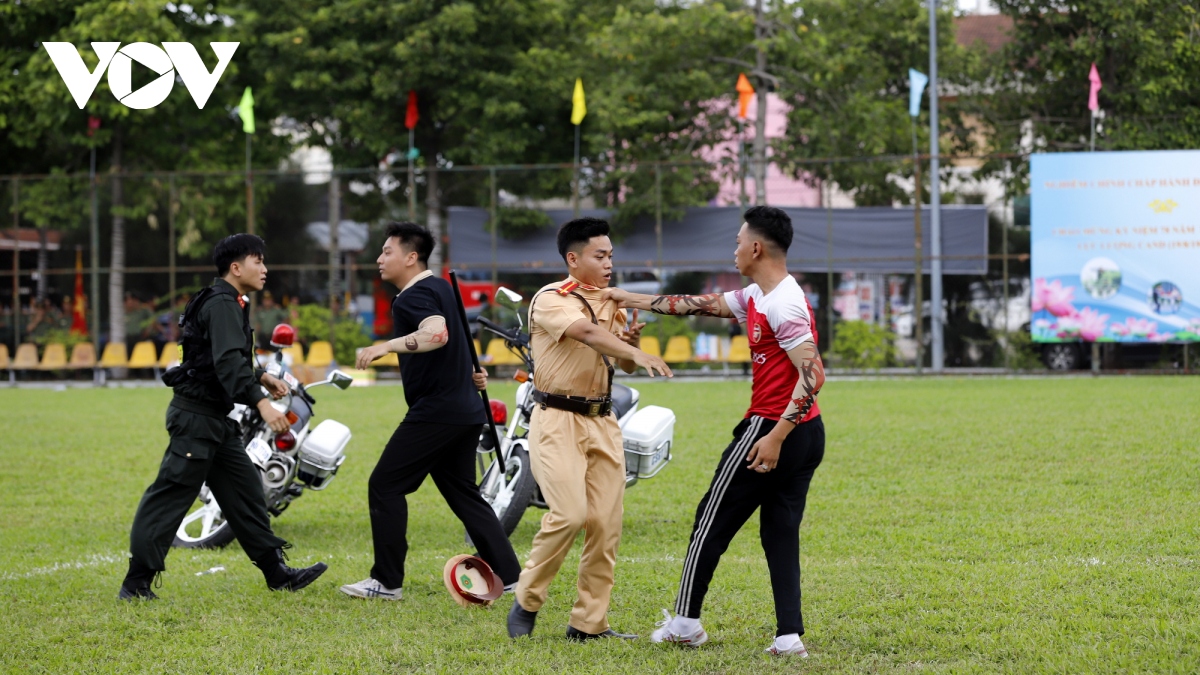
2, 377, 1199, 674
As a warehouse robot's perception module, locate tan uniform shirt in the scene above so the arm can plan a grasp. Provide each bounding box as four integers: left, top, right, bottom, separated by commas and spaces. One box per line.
529, 276, 627, 398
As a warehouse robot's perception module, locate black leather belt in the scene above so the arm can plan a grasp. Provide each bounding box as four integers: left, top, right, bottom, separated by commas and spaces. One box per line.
532, 390, 612, 417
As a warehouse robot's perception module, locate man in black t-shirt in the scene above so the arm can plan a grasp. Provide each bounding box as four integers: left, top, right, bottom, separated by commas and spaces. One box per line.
339, 222, 521, 601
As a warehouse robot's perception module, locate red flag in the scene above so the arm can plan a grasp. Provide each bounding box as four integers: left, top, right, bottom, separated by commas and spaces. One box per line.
71, 249, 88, 335
87, 116, 101, 137
1087, 63, 1102, 112
405, 90, 419, 130
736, 73, 754, 120
372, 277, 393, 338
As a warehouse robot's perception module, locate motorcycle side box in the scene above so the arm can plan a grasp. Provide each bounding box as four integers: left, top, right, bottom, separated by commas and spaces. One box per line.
621, 405, 674, 479
297, 419, 351, 490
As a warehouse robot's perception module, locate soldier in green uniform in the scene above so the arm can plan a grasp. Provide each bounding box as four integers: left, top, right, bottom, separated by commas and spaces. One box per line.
253, 292, 288, 348
118, 234, 328, 600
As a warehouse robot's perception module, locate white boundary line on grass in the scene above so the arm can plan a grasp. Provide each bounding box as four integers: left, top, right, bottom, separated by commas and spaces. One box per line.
0, 552, 125, 581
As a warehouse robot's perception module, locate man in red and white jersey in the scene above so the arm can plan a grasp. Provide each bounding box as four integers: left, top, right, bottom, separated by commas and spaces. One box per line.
604, 206, 826, 657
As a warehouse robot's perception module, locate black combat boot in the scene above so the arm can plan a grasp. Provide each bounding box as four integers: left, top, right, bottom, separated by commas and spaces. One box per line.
118, 559, 160, 601
252, 548, 328, 591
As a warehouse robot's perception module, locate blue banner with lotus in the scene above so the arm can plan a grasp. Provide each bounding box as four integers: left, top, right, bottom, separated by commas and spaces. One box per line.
1030, 150, 1200, 343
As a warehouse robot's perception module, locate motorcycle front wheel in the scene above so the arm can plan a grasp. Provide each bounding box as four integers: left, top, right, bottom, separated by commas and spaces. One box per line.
480, 445, 536, 537
172, 483, 236, 549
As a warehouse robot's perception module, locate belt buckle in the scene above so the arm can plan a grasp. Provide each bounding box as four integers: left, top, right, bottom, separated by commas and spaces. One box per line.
588, 401, 601, 416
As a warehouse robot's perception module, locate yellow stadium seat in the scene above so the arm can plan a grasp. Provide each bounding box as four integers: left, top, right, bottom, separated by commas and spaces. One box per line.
69, 342, 96, 369
370, 340, 399, 367
127, 341, 159, 369
158, 341, 179, 368
306, 340, 334, 368
639, 336, 661, 359
726, 335, 751, 363
473, 339, 482, 358
663, 335, 693, 364
485, 338, 522, 365
39, 343, 67, 370
0, 344, 9, 369
283, 342, 304, 367
13, 343, 40, 370
98, 342, 128, 368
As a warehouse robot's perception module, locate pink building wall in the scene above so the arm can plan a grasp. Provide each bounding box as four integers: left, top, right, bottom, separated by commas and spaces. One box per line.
703, 94, 822, 208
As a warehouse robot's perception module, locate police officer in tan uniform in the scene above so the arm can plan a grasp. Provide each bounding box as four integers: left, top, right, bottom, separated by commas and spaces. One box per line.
507, 217, 672, 641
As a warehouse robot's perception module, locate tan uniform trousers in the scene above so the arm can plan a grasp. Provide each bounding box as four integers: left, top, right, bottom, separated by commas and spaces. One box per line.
516, 405, 626, 634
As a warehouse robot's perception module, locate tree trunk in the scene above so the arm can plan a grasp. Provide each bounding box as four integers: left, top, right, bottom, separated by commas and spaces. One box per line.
108, 125, 125, 354
36, 227, 48, 302
753, 0, 768, 206
426, 154, 443, 276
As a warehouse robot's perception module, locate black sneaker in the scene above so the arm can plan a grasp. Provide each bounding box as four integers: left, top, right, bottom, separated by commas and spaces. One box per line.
566, 626, 638, 641
253, 548, 328, 592
507, 597, 537, 638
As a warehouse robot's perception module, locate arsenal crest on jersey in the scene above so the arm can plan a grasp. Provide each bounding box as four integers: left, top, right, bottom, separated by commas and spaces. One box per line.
751, 322, 763, 344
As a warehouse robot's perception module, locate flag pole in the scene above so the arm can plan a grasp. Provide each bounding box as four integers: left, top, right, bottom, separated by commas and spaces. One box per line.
573, 125, 581, 218
408, 127, 416, 221
245, 134, 253, 235
912, 117, 923, 374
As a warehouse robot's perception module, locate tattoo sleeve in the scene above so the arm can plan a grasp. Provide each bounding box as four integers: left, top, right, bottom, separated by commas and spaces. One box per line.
780, 341, 825, 425
649, 293, 731, 317
390, 315, 450, 354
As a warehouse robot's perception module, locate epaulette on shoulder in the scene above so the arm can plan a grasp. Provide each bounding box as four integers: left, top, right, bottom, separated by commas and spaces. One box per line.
556, 280, 581, 296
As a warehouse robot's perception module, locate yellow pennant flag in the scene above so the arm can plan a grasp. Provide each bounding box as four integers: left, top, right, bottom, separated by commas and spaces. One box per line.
571, 78, 586, 125
238, 86, 255, 134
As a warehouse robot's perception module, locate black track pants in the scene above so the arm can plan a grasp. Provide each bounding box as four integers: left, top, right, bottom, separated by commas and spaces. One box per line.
368, 420, 521, 589
673, 415, 825, 636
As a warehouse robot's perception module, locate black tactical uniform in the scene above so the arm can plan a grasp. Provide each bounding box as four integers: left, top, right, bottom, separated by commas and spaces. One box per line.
120, 278, 326, 599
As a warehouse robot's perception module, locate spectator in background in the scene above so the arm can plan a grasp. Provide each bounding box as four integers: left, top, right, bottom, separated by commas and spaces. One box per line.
254, 292, 288, 348
24, 298, 53, 342
0, 302, 13, 348
124, 293, 154, 349
57, 295, 73, 332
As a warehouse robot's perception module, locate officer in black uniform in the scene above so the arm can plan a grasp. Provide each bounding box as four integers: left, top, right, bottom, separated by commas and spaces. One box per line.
118, 234, 328, 600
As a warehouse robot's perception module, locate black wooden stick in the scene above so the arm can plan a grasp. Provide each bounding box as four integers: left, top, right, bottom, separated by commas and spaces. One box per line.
449, 271, 505, 468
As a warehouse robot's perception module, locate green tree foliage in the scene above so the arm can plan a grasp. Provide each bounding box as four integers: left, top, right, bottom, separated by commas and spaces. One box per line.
831, 319, 897, 369
979, 1, 1200, 192
5, 1, 291, 344
770, 0, 978, 205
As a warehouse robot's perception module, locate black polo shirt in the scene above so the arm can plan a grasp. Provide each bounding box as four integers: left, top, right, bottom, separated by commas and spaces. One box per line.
391, 275, 487, 426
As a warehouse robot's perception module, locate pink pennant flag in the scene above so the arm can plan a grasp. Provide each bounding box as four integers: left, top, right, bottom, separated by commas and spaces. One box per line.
1088, 63, 1102, 112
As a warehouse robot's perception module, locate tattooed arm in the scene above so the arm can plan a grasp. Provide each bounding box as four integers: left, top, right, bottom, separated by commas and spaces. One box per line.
603, 288, 736, 318
744, 340, 825, 472
355, 315, 449, 369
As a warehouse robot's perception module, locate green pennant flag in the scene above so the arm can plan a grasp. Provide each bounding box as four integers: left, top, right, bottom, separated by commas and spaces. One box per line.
238, 86, 255, 134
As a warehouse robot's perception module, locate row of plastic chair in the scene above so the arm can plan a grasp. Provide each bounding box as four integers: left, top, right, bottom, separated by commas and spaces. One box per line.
479, 335, 753, 366
0, 340, 181, 372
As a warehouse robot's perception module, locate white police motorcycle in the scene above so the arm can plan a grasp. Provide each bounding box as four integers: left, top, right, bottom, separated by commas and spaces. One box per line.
172, 325, 354, 549
475, 287, 676, 536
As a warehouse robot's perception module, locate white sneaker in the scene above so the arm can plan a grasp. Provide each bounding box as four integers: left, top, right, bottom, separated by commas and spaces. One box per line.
339, 577, 401, 600
650, 609, 708, 647
765, 635, 808, 657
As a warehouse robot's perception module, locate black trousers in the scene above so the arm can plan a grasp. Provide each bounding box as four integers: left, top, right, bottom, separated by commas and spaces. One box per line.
674, 415, 825, 636
129, 405, 285, 571
368, 420, 521, 589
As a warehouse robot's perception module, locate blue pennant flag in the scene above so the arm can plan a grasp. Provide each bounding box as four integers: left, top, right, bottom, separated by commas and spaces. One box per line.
908, 69, 929, 117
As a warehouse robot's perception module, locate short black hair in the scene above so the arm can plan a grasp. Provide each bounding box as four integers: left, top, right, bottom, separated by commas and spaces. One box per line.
383, 221, 434, 265
556, 217, 610, 262
213, 233, 266, 276
744, 206, 792, 255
